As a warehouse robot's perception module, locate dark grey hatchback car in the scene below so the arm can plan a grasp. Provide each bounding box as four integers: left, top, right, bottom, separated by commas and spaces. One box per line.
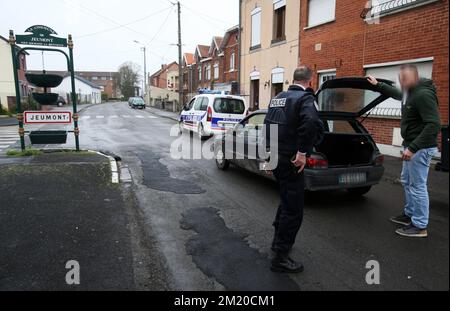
214, 77, 394, 196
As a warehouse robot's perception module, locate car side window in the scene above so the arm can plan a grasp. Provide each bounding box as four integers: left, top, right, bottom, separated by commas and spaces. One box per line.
194, 97, 204, 111
200, 98, 209, 111
187, 98, 196, 111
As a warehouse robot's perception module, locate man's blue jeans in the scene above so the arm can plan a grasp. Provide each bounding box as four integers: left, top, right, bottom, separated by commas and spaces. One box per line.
401, 147, 438, 229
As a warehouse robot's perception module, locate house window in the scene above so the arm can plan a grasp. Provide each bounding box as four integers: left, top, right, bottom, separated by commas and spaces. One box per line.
214, 63, 219, 80
369, 0, 438, 17
365, 60, 434, 117
273, 0, 286, 42
230, 53, 236, 71
307, 0, 336, 28
251, 7, 262, 49
205, 65, 211, 81
318, 70, 336, 87
198, 67, 202, 81
101, 77, 107, 80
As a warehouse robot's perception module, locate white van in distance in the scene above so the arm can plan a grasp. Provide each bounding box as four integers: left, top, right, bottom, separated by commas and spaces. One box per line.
179, 90, 248, 140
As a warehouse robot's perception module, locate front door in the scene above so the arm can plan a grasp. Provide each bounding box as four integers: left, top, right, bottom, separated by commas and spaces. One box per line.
250, 79, 260, 111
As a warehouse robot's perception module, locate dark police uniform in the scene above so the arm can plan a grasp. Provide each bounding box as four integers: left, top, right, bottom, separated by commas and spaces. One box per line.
264, 85, 323, 256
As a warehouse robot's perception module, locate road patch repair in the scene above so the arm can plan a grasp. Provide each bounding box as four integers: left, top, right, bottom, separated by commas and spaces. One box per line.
180, 207, 300, 291
0, 151, 168, 290
138, 152, 205, 195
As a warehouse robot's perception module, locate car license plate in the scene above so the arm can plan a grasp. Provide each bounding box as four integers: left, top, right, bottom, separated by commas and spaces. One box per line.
220, 123, 235, 129
339, 173, 367, 185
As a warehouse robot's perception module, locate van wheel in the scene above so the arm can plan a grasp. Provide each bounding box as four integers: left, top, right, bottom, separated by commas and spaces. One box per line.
215, 145, 230, 171
347, 186, 372, 196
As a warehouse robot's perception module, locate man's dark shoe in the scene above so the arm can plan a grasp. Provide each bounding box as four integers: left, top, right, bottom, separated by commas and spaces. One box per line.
390, 214, 412, 226
396, 224, 428, 238
271, 255, 304, 274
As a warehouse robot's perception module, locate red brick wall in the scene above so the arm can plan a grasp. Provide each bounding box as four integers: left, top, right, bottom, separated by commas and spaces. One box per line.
299, 0, 449, 149
222, 30, 239, 84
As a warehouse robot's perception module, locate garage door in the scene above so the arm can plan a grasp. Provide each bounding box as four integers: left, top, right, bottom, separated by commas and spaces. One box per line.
365, 60, 433, 116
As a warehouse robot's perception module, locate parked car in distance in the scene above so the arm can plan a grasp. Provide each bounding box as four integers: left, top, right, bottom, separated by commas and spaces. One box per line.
129, 97, 146, 109
214, 77, 393, 196
179, 91, 248, 140
57, 96, 66, 107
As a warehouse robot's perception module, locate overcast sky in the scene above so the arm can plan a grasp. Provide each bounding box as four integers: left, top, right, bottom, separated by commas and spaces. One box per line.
1, 0, 238, 77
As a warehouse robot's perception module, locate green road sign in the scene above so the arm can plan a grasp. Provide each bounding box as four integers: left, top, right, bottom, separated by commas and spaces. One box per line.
15, 25, 68, 47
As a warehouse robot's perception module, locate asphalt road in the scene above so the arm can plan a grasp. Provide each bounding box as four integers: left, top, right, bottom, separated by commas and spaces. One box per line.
20, 102, 450, 291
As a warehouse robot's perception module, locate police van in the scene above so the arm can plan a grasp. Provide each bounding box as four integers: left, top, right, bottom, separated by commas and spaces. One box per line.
179, 90, 248, 140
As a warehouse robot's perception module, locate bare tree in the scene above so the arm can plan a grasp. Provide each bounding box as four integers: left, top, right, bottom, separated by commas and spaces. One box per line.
116, 62, 141, 100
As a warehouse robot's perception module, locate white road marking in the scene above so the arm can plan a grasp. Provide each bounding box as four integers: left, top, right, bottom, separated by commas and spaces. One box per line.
135, 115, 144, 119
123, 115, 131, 118
96, 116, 105, 119
81, 116, 91, 120
110, 115, 119, 118
148, 116, 158, 119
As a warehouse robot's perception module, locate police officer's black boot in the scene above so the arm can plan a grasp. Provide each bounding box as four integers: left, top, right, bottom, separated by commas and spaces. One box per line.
271, 252, 304, 274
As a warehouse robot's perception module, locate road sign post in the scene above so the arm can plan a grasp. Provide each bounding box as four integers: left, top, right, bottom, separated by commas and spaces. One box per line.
9, 25, 80, 152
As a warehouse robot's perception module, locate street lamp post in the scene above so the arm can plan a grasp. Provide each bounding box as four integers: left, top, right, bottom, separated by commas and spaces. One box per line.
134, 40, 149, 104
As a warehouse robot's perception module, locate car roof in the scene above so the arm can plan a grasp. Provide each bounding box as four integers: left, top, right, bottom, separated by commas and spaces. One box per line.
195, 94, 245, 100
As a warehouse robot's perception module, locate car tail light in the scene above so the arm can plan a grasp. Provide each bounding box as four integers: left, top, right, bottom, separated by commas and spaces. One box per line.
374, 154, 385, 166
306, 154, 328, 169
207, 106, 213, 122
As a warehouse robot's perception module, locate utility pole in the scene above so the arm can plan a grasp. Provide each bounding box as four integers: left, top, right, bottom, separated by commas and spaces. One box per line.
142, 46, 148, 102
177, 1, 184, 110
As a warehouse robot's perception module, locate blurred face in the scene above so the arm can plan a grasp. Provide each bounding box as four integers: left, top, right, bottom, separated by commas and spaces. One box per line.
399, 69, 419, 90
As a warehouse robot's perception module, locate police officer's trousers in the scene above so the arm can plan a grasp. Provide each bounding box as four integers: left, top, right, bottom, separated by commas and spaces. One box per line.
272, 154, 305, 255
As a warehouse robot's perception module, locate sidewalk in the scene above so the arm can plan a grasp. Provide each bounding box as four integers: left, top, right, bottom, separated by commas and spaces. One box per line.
146, 106, 179, 122
383, 155, 449, 204
0, 151, 169, 290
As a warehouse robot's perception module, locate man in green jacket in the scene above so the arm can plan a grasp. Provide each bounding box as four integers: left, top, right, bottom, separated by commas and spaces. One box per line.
367, 64, 441, 238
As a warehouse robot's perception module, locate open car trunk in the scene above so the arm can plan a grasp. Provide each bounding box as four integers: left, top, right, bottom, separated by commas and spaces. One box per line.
315, 133, 376, 167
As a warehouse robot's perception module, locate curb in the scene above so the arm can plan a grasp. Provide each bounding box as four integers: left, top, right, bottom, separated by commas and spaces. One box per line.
89, 150, 120, 184
145, 107, 179, 122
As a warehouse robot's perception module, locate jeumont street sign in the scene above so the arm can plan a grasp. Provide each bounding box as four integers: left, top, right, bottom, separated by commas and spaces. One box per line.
24, 111, 72, 124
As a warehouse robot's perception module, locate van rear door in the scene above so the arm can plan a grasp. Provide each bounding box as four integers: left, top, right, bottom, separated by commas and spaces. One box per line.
212, 97, 247, 131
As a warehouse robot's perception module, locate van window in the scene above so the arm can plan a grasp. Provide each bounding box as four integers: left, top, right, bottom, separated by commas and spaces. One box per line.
200, 97, 209, 111
194, 97, 204, 111
214, 98, 245, 114
186, 98, 196, 110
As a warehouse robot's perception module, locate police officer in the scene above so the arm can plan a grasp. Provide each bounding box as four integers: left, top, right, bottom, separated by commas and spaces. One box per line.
264, 66, 323, 273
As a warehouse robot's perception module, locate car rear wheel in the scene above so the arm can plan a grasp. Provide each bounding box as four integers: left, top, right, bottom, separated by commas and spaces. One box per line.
215, 145, 230, 171
347, 186, 372, 196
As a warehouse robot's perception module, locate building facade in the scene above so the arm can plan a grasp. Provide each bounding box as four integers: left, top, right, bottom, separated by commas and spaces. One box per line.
77, 71, 119, 99
239, 0, 301, 111
0, 36, 29, 112
299, 0, 449, 156
217, 26, 240, 94
149, 62, 179, 91
53, 75, 102, 105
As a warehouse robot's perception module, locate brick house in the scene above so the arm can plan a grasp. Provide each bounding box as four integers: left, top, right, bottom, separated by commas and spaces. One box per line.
77, 71, 119, 99
0, 35, 29, 112
217, 25, 240, 94
149, 61, 179, 90
196, 44, 212, 90
208, 36, 224, 89
182, 52, 196, 100
299, 0, 448, 156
